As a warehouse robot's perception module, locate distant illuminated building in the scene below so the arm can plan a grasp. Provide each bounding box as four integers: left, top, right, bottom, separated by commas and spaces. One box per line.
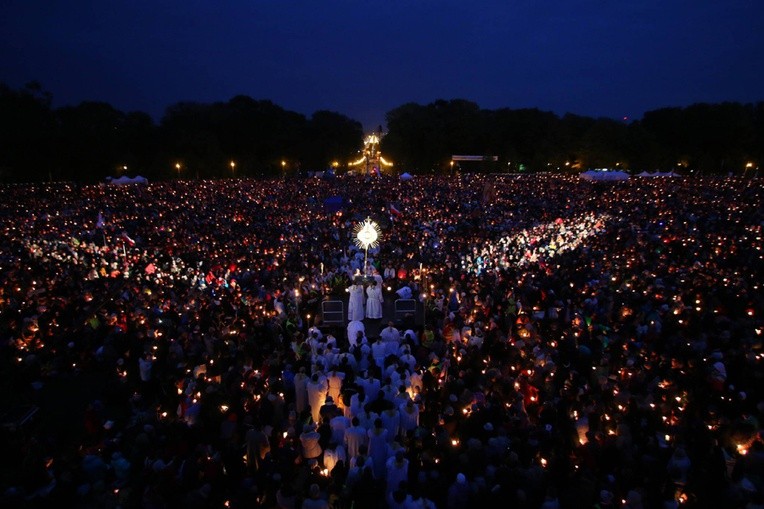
349, 132, 394, 176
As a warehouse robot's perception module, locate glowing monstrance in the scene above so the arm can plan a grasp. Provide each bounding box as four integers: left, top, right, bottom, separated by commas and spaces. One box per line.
354, 217, 381, 277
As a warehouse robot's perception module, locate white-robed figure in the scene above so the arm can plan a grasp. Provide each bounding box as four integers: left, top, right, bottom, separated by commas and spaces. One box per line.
306, 373, 328, 424
347, 279, 366, 321
385, 450, 409, 500
347, 320, 366, 348
365, 280, 384, 319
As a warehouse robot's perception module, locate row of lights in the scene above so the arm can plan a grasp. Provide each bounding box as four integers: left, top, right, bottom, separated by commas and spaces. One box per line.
169, 160, 290, 177
133, 158, 758, 176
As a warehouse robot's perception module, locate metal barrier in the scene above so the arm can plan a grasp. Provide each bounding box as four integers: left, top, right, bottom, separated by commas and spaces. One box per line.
321, 300, 345, 326
394, 299, 417, 324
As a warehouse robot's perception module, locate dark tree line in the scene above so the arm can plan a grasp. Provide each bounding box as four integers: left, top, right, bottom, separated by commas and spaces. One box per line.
382, 99, 764, 174
0, 82, 761, 182
0, 82, 363, 182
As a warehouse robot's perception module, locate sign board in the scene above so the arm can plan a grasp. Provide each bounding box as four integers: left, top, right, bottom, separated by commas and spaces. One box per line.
451, 155, 498, 162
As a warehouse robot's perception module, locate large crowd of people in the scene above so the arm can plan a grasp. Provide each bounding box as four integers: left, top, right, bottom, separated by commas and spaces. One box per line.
0, 174, 762, 508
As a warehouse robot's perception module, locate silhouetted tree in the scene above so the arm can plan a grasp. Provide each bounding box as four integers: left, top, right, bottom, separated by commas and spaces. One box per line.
301, 111, 363, 171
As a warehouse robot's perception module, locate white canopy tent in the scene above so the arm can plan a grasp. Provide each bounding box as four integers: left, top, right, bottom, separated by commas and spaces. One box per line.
635, 171, 680, 178
399, 172, 414, 181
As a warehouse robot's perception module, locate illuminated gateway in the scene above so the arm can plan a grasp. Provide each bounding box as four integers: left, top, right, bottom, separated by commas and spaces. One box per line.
349, 132, 394, 176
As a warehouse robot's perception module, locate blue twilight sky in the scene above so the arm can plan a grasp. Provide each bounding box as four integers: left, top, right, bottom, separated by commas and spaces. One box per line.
1, 0, 762, 131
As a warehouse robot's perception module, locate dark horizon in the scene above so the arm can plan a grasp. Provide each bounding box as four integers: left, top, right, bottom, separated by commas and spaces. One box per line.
2, 1, 763, 131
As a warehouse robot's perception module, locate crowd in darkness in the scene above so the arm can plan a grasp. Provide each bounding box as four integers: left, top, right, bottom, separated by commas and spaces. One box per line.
0, 174, 762, 508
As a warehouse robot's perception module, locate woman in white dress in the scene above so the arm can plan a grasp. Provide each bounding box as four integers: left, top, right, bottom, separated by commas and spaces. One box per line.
365, 280, 384, 319
347, 280, 366, 321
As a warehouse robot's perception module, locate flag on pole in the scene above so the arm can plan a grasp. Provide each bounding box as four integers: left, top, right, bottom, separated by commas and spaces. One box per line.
121, 232, 136, 247
390, 203, 402, 218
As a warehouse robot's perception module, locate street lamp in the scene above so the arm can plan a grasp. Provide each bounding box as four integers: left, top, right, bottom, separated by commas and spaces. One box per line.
450, 160, 454, 174
230, 161, 236, 176
175, 162, 181, 177
281, 160, 286, 178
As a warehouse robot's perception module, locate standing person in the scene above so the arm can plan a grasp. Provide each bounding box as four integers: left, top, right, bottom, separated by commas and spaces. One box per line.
300, 424, 323, 462
366, 280, 384, 320
326, 369, 345, 408
347, 278, 366, 322
447, 473, 470, 509
367, 418, 389, 479
381, 322, 401, 360
306, 373, 328, 424
385, 450, 409, 501
381, 322, 400, 344
344, 417, 367, 460
347, 320, 365, 348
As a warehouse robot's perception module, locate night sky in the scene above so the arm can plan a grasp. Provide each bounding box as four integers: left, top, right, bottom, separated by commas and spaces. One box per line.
1, 0, 762, 130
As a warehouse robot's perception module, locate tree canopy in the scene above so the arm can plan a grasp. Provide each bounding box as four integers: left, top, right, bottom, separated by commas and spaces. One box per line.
0, 82, 760, 181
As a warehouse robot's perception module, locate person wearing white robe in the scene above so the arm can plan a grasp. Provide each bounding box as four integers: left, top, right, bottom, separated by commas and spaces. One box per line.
380, 406, 401, 443
399, 348, 416, 372
381, 322, 401, 344
365, 280, 384, 319
307, 325, 323, 341
299, 424, 322, 460
348, 389, 368, 420
371, 337, 387, 370
347, 448, 374, 485
371, 267, 384, 286
399, 399, 419, 433
329, 413, 351, 445
347, 320, 365, 347
306, 373, 328, 424
347, 281, 366, 321
367, 419, 389, 479
323, 444, 346, 474
385, 450, 409, 499
356, 408, 377, 431
344, 417, 367, 459
326, 370, 345, 407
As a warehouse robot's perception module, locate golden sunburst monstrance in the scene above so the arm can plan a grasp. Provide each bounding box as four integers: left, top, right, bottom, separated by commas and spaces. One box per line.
354, 217, 380, 250
354, 217, 381, 276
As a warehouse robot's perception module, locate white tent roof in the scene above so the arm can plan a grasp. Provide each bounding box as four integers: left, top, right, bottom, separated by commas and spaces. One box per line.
636, 171, 679, 177
399, 172, 414, 181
